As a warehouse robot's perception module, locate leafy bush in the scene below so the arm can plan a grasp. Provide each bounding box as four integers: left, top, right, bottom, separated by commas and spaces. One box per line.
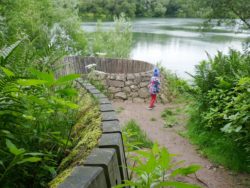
0, 42, 81, 186
188, 49, 250, 172
87, 13, 133, 58
157, 64, 191, 102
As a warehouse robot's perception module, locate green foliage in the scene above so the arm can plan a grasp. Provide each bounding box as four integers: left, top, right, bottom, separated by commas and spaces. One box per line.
88, 13, 132, 58
161, 108, 178, 127
188, 49, 250, 172
187, 109, 248, 172
158, 63, 191, 102
115, 143, 201, 188
78, 0, 211, 20
0, 40, 79, 187
2, 0, 87, 52
196, 0, 250, 29
79, 0, 136, 20
122, 120, 153, 150
166, 0, 208, 18
0, 0, 133, 186
59, 93, 101, 171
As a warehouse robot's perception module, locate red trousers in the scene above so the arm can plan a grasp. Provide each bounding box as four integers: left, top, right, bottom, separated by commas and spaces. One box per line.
149, 94, 157, 108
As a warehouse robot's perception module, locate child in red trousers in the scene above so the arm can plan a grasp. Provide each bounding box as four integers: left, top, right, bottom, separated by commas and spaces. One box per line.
148, 68, 160, 110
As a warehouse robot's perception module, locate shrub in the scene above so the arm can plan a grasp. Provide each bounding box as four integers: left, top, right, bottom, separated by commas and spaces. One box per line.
188, 49, 250, 172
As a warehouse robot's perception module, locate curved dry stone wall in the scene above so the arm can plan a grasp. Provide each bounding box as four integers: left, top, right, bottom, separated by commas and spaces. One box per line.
92, 71, 153, 102
58, 56, 154, 102
54, 79, 128, 188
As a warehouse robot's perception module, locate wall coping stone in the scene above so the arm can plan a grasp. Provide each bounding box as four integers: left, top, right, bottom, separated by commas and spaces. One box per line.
99, 133, 128, 181
102, 120, 121, 134
102, 111, 119, 121
58, 166, 107, 188
99, 104, 115, 112
84, 148, 121, 187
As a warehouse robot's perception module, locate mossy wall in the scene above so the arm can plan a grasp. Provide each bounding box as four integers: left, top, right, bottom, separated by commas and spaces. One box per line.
49, 89, 102, 187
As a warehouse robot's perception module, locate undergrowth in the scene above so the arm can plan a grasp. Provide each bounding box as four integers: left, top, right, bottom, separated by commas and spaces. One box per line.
187, 109, 248, 172
122, 120, 153, 150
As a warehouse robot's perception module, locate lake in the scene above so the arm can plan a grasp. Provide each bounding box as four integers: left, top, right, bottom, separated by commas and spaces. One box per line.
82, 18, 250, 79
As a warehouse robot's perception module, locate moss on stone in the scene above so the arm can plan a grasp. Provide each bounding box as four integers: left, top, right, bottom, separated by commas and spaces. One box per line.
49, 168, 73, 188
49, 90, 102, 187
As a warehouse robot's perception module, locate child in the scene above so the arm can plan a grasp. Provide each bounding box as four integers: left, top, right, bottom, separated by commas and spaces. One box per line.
148, 67, 160, 110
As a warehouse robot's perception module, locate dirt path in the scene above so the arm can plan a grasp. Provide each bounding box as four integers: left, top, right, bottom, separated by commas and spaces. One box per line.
113, 101, 250, 188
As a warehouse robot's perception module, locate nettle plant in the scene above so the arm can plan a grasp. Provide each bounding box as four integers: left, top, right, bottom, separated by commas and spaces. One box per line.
116, 143, 201, 188
119, 125, 201, 188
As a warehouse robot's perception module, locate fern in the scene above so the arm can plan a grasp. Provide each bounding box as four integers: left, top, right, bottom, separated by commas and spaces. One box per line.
0, 37, 27, 66
0, 74, 26, 126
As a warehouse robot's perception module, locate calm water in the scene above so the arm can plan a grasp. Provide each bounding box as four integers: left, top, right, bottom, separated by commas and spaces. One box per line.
82, 18, 250, 79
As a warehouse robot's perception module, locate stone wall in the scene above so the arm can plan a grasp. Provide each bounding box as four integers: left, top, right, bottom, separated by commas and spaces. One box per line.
91, 70, 153, 103
58, 56, 155, 102
54, 80, 128, 188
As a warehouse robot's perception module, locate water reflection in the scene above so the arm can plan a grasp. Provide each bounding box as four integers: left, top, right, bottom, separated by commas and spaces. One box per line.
131, 33, 246, 79
82, 18, 250, 79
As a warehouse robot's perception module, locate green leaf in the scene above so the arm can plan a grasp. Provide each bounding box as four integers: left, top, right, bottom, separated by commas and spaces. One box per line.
17, 79, 48, 86
51, 96, 79, 109
22, 114, 36, 120
235, 126, 242, 132
171, 165, 201, 177
1, 130, 15, 139
55, 74, 80, 84
113, 180, 139, 188
56, 88, 78, 96
0, 66, 15, 77
0, 39, 24, 60
0, 160, 4, 168
152, 142, 160, 155
135, 150, 151, 158
24, 152, 44, 156
159, 147, 170, 170
155, 181, 201, 188
29, 68, 54, 83
6, 139, 25, 156
44, 165, 57, 176
17, 157, 42, 164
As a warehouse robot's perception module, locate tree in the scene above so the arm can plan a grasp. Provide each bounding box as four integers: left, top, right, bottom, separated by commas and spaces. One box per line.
199, 0, 250, 29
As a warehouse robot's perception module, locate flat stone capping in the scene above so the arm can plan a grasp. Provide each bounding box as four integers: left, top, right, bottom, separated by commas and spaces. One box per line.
101, 111, 119, 121
84, 148, 121, 188
99, 104, 115, 112
102, 121, 121, 133
58, 166, 107, 188
99, 133, 128, 181
92, 93, 106, 99
99, 98, 111, 104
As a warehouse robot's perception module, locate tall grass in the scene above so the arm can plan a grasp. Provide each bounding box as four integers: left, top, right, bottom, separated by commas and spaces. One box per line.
122, 120, 153, 150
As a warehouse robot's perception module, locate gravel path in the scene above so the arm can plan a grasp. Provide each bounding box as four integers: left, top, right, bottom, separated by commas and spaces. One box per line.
113, 101, 250, 188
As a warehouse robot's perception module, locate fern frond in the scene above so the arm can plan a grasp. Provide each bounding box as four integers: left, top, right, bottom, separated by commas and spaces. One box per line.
0, 76, 19, 93
0, 37, 27, 65
0, 73, 26, 125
